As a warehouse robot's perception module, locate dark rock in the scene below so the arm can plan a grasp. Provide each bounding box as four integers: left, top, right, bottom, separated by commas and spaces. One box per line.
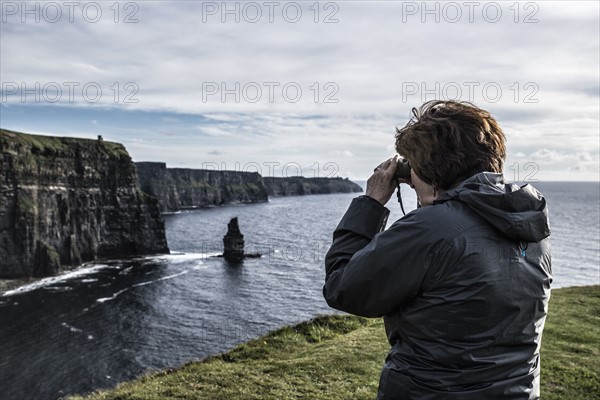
223, 217, 245, 263
0, 129, 169, 279
136, 162, 363, 212
34, 240, 60, 277
136, 162, 269, 212
262, 177, 363, 196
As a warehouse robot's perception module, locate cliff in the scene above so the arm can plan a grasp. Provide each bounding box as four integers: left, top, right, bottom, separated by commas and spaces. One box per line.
263, 177, 363, 197
136, 163, 364, 212
136, 162, 269, 212
0, 129, 169, 279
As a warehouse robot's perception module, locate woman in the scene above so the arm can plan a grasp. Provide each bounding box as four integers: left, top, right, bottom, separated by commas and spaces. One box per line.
323, 100, 552, 399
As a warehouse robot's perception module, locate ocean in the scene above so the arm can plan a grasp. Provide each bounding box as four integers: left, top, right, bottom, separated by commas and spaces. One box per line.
0, 182, 598, 400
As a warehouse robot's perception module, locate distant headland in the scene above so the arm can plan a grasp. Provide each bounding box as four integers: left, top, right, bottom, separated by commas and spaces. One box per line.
0, 129, 363, 280
136, 162, 362, 212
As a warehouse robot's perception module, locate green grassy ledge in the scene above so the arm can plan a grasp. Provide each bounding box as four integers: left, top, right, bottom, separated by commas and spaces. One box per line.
0, 129, 129, 159
69, 285, 599, 400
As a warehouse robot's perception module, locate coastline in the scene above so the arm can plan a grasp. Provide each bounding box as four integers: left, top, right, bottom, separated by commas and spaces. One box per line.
0, 262, 86, 296
0, 277, 36, 295
67, 285, 599, 400
0, 191, 366, 297
0, 254, 164, 297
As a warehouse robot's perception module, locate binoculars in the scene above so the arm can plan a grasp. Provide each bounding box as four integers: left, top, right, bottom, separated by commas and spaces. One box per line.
394, 158, 412, 181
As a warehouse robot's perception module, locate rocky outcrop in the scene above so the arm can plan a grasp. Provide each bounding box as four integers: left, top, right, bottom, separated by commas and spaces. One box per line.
262, 177, 363, 197
0, 129, 169, 279
136, 163, 363, 212
220, 217, 262, 263
223, 217, 245, 263
136, 162, 269, 212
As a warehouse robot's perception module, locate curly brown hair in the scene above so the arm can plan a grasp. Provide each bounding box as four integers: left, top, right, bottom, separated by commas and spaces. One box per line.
395, 100, 506, 191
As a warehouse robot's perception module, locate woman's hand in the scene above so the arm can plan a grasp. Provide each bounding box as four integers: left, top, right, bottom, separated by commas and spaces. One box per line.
366, 156, 403, 205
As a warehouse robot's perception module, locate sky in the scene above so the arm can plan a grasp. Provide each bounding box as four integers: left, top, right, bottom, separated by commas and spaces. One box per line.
1, 1, 599, 181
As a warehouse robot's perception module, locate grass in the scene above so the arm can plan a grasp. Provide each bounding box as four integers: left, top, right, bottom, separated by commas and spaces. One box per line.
69, 285, 599, 400
0, 128, 129, 159
539, 285, 600, 399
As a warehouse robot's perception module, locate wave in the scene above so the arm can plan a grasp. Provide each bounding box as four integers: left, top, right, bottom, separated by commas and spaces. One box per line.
2, 252, 215, 298
2, 264, 113, 297
141, 252, 221, 263
96, 270, 190, 303
61, 322, 83, 333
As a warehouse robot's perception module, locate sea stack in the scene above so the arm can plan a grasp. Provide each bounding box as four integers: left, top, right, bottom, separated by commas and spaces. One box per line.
223, 217, 245, 263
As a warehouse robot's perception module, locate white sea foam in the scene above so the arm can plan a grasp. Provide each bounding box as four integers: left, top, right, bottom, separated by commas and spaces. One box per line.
133, 270, 189, 287
96, 288, 130, 303
96, 270, 190, 303
61, 322, 83, 333
2, 252, 214, 298
161, 210, 182, 215
150, 252, 217, 263
44, 285, 74, 292
118, 266, 134, 275
2, 264, 112, 297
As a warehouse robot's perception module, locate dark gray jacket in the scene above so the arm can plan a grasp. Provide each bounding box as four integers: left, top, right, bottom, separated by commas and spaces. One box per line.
324, 172, 552, 399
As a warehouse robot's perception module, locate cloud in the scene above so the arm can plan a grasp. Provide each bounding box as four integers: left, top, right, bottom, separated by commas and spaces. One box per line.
329, 150, 354, 157
0, 1, 598, 181
3, 2, 598, 115
528, 149, 592, 163
196, 125, 235, 137
161, 117, 181, 123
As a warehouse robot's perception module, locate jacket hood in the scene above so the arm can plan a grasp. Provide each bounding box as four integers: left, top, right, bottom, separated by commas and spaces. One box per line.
435, 172, 550, 242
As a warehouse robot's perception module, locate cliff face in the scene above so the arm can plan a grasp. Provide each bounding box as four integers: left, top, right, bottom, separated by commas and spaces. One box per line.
0, 130, 169, 279
136, 162, 269, 212
262, 177, 363, 197
136, 163, 363, 212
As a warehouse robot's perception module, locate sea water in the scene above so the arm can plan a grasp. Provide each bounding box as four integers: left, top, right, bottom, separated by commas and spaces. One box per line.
0, 182, 598, 399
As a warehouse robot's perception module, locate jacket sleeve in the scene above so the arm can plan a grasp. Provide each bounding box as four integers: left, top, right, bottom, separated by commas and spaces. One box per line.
323, 196, 440, 318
